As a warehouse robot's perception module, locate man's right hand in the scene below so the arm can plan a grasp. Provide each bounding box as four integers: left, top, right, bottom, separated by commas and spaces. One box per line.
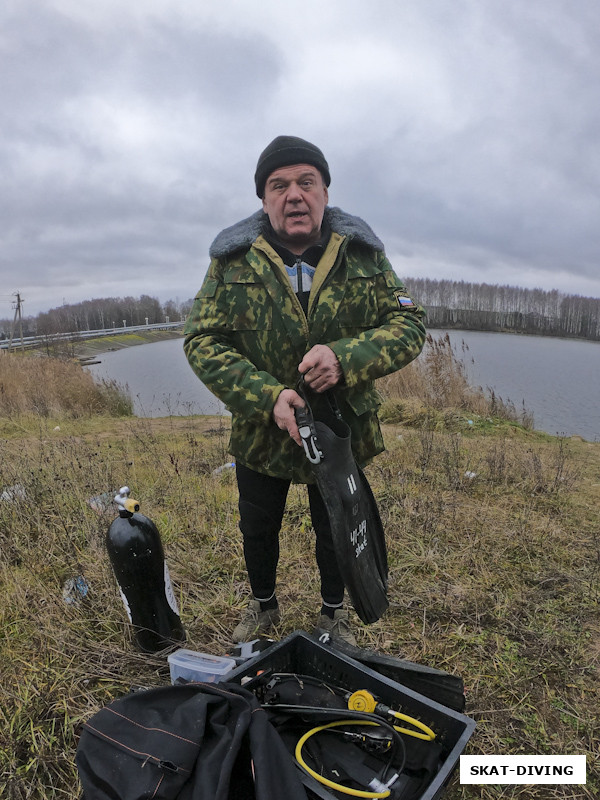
273, 389, 305, 446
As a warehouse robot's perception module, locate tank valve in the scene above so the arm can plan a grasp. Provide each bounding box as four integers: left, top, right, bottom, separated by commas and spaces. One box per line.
114, 486, 140, 515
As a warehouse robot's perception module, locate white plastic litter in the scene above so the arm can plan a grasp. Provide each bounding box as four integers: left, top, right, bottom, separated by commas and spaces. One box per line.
63, 576, 89, 604
212, 462, 235, 476
0, 483, 27, 502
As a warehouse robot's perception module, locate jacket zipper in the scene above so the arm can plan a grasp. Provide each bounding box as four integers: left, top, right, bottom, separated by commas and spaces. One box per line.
295, 257, 304, 297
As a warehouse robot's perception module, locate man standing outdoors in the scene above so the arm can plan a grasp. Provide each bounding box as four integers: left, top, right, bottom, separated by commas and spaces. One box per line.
184, 136, 426, 645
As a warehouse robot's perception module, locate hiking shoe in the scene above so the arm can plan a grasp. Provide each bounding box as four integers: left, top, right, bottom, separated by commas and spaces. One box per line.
316, 609, 356, 646
232, 599, 280, 642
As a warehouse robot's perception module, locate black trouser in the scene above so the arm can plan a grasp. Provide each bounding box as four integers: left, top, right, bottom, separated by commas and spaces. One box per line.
236, 463, 345, 607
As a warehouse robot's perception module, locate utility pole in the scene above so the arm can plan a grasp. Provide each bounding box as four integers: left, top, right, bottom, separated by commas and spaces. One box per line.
8, 292, 25, 352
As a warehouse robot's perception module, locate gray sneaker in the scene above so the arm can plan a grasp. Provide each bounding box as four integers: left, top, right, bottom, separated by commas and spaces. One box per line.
317, 609, 356, 646
232, 599, 281, 642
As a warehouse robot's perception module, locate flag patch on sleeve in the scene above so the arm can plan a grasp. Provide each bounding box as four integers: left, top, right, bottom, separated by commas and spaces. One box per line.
395, 291, 417, 310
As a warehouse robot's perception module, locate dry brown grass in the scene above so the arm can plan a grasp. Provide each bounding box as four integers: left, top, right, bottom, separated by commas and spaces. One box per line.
378, 334, 533, 430
0, 347, 598, 799
0, 353, 132, 418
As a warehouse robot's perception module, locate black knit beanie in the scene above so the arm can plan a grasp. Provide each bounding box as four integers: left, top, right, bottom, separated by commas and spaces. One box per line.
254, 135, 331, 197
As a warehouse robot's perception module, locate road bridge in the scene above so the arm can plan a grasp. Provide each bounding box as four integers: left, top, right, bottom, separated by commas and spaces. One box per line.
0, 322, 184, 352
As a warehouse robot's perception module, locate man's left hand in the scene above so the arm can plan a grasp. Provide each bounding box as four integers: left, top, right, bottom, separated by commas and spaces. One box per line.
299, 345, 342, 392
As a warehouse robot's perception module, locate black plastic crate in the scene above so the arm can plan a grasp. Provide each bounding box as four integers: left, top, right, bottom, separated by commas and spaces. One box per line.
228, 631, 475, 800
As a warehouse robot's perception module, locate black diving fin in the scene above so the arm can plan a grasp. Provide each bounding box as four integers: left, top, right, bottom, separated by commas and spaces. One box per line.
313, 630, 466, 712
295, 380, 388, 624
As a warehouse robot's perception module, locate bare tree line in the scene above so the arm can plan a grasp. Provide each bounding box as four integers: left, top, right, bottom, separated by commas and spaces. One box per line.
405, 277, 600, 340
0, 295, 194, 339
2, 279, 600, 341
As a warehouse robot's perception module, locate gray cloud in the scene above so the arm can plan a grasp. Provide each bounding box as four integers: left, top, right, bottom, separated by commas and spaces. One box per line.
2, 0, 600, 316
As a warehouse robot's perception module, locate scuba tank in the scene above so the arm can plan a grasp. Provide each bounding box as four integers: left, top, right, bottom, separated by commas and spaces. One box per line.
107, 487, 186, 653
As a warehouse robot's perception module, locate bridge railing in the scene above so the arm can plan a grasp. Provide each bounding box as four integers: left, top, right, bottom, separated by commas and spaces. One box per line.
0, 322, 183, 351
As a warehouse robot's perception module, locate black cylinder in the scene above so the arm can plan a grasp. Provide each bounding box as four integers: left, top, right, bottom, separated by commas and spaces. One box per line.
107, 509, 186, 652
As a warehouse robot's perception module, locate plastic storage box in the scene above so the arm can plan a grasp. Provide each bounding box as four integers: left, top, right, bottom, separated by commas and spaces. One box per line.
168, 649, 235, 684
227, 631, 476, 800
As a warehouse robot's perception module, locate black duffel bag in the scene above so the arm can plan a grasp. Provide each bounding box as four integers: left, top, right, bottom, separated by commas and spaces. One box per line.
76, 681, 308, 800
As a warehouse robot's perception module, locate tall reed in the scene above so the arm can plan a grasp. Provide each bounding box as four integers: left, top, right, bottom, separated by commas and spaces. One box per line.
0, 354, 132, 418
378, 333, 531, 427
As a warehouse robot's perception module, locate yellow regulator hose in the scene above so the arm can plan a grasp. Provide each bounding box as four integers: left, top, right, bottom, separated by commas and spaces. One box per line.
292, 689, 437, 798
295, 720, 394, 798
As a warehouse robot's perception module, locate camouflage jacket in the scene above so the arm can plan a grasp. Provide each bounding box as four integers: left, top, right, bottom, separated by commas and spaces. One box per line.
183, 206, 426, 482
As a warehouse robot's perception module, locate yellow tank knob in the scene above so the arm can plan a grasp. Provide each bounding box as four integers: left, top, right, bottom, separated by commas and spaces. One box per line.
347, 689, 377, 714
123, 497, 140, 513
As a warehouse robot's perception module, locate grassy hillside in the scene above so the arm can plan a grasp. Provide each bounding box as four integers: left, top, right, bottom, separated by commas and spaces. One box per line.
34, 327, 184, 360
0, 342, 598, 799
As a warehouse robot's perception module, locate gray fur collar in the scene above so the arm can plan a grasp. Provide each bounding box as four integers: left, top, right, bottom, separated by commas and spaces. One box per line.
209, 206, 384, 259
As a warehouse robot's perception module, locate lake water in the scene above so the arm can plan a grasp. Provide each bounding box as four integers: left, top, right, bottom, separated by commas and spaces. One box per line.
86, 331, 600, 442
87, 338, 228, 418
437, 330, 599, 441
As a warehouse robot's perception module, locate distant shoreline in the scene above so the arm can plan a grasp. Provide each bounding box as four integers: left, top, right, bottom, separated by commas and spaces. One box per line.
73, 324, 600, 365
73, 326, 594, 361
74, 327, 184, 360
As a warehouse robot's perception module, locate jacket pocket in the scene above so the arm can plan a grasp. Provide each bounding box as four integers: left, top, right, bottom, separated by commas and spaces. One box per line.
223, 268, 273, 331
336, 275, 379, 330
343, 384, 383, 417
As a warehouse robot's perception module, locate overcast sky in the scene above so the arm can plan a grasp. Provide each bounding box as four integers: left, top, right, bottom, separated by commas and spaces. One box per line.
2, 0, 599, 318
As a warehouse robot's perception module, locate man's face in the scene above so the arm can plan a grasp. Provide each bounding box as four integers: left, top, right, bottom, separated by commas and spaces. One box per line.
262, 164, 328, 253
